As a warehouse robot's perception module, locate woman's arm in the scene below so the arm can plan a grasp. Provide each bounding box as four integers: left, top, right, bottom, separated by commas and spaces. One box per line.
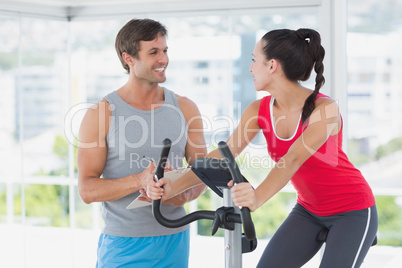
230, 97, 341, 211
147, 99, 262, 201
160, 95, 208, 206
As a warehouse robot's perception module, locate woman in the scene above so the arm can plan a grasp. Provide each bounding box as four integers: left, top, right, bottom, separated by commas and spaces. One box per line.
146, 28, 378, 268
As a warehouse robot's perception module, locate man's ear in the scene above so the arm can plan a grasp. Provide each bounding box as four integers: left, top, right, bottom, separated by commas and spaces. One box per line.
122, 52, 134, 66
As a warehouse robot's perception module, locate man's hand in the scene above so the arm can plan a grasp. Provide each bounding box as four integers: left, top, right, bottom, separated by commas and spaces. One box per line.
140, 179, 206, 207
137, 161, 174, 203
139, 180, 185, 207
138, 162, 173, 191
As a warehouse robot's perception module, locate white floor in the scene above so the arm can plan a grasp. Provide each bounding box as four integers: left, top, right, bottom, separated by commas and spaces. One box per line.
190, 235, 402, 268
1, 224, 401, 268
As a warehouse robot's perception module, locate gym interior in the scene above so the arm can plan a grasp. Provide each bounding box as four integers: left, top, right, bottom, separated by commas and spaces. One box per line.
0, 0, 401, 267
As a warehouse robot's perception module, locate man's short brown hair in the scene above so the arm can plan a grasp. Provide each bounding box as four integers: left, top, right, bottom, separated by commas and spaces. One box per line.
115, 18, 168, 73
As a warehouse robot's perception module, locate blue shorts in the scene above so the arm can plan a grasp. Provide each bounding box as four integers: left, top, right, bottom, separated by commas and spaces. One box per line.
96, 230, 190, 268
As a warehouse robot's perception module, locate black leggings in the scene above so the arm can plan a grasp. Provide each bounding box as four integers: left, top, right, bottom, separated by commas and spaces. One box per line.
257, 203, 378, 268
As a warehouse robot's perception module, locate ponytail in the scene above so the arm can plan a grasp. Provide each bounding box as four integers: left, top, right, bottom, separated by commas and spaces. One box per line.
297, 29, 326, 125
261, 28, 326, 124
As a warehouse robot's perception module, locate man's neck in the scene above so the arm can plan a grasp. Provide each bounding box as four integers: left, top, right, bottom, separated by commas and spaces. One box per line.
117, 80, 165, 111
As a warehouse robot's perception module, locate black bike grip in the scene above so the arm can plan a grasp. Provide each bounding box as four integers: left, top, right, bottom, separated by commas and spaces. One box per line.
218, 141, 256, 241
154, 138, 172, 180
241, 207, 256, 240
217, 141, 243, 184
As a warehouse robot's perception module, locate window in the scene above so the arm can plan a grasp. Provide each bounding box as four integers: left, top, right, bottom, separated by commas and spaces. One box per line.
347, 0, 402, 246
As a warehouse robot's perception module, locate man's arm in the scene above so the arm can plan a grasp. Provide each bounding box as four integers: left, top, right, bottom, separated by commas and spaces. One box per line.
77, 100, 153, 204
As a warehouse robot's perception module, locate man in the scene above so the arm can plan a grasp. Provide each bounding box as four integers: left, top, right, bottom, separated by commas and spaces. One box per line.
77, 18, 207, 267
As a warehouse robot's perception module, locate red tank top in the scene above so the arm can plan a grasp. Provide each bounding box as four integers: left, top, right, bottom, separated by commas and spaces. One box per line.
258, 94, 375, 216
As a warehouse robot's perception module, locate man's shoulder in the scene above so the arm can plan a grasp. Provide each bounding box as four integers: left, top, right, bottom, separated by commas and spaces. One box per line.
92, 98, 112, 111
83, 98, 112, 121
172, 93, 201, 119
174, 93, 197, 108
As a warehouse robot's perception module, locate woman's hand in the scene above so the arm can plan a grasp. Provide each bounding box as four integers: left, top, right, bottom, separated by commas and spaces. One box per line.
137, 162, 174, 202
140, 177, 173, 202
228, 180, 258, 212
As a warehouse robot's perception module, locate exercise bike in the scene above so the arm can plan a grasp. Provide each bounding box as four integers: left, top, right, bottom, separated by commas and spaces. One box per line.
152, 139, 257, 268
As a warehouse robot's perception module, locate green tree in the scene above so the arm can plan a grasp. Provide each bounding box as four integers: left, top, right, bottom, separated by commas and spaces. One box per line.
376, 136, 402, 160
376, 196, 402, 246
12, 184, 69, 227
9, 135, 76, 227
0, 184, 6, 220
52, 134, 78, 176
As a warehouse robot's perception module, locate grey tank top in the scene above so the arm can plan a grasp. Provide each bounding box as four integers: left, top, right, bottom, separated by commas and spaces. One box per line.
102, 87, 189, 237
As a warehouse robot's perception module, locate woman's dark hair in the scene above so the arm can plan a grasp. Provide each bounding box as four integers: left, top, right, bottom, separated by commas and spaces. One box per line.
115, 18, 168, 73
261, 28, 325, 124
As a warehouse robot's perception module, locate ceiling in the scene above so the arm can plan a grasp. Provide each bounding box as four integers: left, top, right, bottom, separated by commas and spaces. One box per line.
0, 0, 321, 20
1, 0, 181, 7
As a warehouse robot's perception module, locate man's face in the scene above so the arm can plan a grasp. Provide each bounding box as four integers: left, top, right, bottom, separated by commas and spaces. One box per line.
132, 33, 169, 85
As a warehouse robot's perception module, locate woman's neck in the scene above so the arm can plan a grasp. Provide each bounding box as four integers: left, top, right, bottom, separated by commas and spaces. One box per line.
270, 83, 313, 112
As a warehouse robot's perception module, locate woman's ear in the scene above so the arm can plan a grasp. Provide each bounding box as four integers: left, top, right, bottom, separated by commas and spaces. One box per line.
269, 59, 278, 73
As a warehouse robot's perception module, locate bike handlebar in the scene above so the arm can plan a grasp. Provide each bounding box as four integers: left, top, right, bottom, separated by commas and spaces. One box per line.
218, 141, 256, 241
152, 138, 255, 241
152, 139, 217, 227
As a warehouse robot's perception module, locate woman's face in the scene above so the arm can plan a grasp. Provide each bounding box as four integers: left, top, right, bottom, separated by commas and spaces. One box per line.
249, 40, 270, 91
